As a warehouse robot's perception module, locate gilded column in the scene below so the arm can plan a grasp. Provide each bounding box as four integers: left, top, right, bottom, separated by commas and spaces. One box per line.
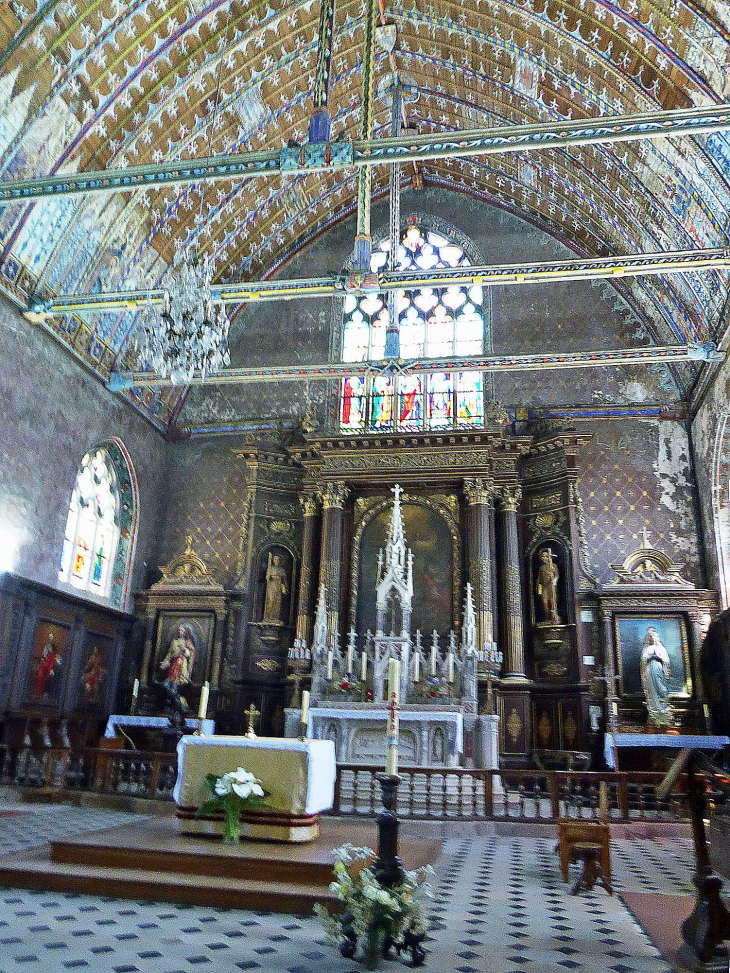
296, 489, 321, 645
318, 482, 350, 644
498, 484, 528, 682
464, 476, 496, 651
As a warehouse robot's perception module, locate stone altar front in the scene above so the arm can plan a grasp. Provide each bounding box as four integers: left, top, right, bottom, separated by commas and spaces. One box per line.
285, 704, 464, 767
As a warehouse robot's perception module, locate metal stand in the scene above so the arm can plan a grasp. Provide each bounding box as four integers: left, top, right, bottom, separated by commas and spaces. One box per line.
299, 721, 307, 742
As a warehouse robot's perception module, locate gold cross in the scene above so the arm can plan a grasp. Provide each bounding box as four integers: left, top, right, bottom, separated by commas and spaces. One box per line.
245, 702, 261, 739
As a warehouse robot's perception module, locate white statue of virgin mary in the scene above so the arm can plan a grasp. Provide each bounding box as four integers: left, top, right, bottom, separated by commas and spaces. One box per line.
639, 626, 674, 728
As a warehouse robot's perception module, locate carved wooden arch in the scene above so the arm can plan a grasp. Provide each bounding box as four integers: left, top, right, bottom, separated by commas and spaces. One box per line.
347, 493, 461, 633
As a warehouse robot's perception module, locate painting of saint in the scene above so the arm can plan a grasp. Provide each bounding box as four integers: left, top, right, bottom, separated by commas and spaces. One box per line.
158, 624, 196, 686
616, 615, 688, 700
29, 622, 68, 704
80, 639, 111, 705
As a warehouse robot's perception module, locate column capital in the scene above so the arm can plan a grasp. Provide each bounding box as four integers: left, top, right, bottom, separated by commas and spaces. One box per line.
322, 481, 350, 510
498, 484, 523, 512
299, 489, 321, 518
464, 476, 496, 506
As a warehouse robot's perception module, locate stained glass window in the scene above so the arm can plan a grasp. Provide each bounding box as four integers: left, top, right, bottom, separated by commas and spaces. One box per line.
341, 223, 486, 432
59, 448, 121, 599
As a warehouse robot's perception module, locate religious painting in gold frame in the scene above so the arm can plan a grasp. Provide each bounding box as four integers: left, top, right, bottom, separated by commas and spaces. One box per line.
613, 613, 691, 698
152, 611, 215, 688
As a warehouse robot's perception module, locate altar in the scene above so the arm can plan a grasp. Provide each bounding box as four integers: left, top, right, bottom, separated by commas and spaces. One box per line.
173, 735, 336, 843
604, 733, 729, 770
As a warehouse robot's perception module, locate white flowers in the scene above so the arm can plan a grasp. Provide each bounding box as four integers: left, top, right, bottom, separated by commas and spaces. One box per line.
214, 767, 265, 801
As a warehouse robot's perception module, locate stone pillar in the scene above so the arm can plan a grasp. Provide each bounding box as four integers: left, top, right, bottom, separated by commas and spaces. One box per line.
296, 489, 321, 645
498, 485, 528, 683
318, 481, 349, 645
465, 477, 496, 650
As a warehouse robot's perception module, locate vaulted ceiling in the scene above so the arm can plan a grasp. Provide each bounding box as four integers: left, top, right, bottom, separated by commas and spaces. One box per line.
1, 0, 730, 429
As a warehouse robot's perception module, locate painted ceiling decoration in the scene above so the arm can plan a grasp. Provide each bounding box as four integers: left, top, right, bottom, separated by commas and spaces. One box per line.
0, 0, 729, 429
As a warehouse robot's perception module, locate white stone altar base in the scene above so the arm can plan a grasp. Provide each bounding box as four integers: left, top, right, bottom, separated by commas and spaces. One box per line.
285, 703, 463, 767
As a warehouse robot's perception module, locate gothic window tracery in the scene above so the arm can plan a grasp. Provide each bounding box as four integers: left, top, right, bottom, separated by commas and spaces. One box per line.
340, 224, 486, 433
59, 447, 121, 600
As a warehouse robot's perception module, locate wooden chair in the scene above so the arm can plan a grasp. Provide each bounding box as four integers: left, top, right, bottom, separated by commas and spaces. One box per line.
557, 818, 612, 885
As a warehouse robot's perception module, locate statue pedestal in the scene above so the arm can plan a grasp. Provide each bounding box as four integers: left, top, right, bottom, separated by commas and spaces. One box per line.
473, 714, 503, 796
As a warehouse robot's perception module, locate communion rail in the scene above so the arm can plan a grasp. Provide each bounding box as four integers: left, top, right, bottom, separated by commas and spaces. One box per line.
0, 745, 687, 822
332, 764, 687, 822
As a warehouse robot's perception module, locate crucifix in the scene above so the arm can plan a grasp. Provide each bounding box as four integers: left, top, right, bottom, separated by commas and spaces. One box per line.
245, 702, 261, 739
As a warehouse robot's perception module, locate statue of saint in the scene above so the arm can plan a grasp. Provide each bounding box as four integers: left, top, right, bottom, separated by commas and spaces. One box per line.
263, 553, 288, 623
639, 626, 674, 727
535, 548, 560, 624
159, 624, 196, 685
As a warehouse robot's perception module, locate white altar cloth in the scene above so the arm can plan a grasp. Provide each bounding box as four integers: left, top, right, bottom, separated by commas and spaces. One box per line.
105, 714, 216, 738
174, 735, 336, 842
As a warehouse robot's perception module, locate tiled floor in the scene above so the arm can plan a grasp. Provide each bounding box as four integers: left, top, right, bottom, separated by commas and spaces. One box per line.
0, 801, 691, 973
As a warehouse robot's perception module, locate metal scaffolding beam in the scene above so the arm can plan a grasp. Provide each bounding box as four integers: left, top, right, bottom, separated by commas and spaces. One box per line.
108, 342, 723, 390
28, 247, 730, 317
4, 104, 730, 204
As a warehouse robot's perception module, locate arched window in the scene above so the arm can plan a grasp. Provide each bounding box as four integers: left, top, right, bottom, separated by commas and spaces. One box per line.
58, 441, 138, 607
340, 222, 487, 432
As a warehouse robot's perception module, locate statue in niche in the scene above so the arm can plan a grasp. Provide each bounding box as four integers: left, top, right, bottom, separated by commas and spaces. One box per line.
535, 547, 561, 625
263, 553, 288, 624
639, 626, 674, 728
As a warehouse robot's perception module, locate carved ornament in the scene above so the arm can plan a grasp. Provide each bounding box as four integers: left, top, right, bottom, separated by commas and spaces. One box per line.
498, 484, 523, 512
608, 531, 694, 588
152, 537, 222, 590
321, 481, 350, 510
299, 490, 321, 518
464, 475, 496, 506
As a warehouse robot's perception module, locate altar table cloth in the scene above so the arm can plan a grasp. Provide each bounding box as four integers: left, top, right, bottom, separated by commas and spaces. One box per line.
105, 714, 216, 738
604, 733, 729, 770
174, 736, 336, 843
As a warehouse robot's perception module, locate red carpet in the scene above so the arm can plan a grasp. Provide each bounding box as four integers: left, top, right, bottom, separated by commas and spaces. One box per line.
620, 892, 695, 972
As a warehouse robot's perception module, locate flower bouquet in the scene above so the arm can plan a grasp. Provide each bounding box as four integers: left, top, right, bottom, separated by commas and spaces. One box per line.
315, 843, 433, 969
196, 767, 270, 844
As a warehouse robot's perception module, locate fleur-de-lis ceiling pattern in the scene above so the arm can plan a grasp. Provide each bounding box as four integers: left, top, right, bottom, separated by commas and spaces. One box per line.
1, 0, 729, 428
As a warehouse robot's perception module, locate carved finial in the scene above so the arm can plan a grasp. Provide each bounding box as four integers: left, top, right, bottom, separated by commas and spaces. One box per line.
641, 526, 651, 549
185, 535, 194, 552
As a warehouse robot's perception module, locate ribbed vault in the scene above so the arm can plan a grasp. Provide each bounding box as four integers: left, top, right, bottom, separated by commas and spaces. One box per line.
1, 0, 730, 427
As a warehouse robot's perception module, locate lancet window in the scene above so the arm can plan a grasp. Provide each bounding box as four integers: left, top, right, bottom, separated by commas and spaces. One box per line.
59, 447, 121, 599
340, 223, 486, 433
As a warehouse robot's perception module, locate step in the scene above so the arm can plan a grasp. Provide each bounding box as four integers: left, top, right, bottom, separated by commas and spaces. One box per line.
50, 836, 335, 887
0, 849, 336, 914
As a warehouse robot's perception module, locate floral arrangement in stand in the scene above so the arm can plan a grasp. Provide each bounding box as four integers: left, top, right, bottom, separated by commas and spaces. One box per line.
315, 843, 433, 969
197, 767, 270, 844
330, 672, 363, 699
413, 675, 449, 702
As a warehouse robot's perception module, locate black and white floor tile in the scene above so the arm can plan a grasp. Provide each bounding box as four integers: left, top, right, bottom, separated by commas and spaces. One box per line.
0, 802, 688, 973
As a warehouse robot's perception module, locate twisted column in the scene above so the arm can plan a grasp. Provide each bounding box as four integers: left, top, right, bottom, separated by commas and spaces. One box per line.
498, 485, 528, 682
296, 489, 321, 645
464, 476, 496, 651
318, 482, 350, 644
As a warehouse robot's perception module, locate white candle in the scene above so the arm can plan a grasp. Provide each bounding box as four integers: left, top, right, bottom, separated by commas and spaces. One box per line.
360, 651, 367, 682
346, 644, 354, 675
327, 650, 334, 680
131, 678, 139, 700
385, 658, 400, 775
447, 652, 454, 684
301, 690, 310, 725
413, 652, 420, 683
430, 644, 437, 676
198, 681, 210, 720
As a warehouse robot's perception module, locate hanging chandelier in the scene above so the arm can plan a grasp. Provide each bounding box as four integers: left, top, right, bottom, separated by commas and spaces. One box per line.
137, 245, 231, 385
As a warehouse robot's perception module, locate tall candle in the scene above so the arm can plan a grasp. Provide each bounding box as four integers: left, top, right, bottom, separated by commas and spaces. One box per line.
413, 652, 420, 683
301, 690, 310, 725
131, 678, 139, 701
447, 652, 454, 684
430, 644, 437, 676
360, 650, 368, 682
198, 681, 210, 720
327, 650, 334, 680
346, 644, 354, 675
385, 658, 400, 775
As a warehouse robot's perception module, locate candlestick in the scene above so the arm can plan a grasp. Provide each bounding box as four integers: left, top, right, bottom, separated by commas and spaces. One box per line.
327, 649, 334, 680
385, 658, 400, 775
198, 681, 209, 720
360, 650, 368, 682
301, 689, 310, 724
413, 652, 420, 684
